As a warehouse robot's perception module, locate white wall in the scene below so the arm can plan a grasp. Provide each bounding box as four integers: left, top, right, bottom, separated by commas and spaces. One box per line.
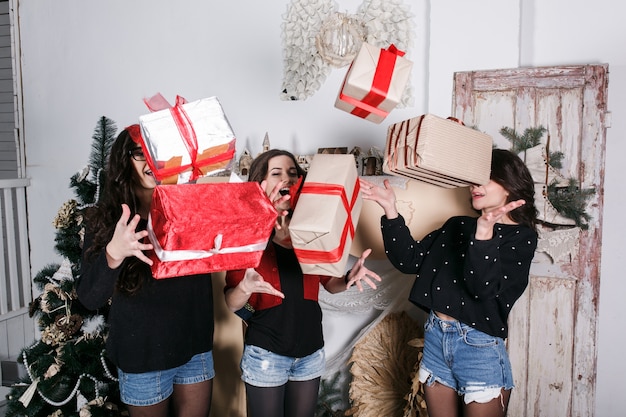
17, 0, 625, 415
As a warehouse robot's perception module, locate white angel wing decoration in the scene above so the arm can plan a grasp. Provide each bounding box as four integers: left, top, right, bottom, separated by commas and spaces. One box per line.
280, 0, 337, 101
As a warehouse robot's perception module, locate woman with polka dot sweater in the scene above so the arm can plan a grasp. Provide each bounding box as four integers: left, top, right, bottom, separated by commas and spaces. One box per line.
360, 149, 538, 417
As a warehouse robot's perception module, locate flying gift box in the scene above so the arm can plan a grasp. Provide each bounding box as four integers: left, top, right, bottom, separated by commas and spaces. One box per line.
138, 93, 236, 184
289, 153, 362, 276
383, 114, 493, 188
334, 43, 413, 124
147, 182, 277, 279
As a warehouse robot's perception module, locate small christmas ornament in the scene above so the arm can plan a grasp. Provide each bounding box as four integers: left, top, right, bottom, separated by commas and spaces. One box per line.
18, 377, 39, 407
316, 12, 367, 68
52, 200, 78, 229
77, 166, 90, 182
51, 258, 75, 283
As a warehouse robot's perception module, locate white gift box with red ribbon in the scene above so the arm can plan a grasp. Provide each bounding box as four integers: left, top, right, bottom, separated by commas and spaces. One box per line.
334, 43, 413, 124
138, 94, 236, 184
383, 114, 493, 187
289, 154, 362, 276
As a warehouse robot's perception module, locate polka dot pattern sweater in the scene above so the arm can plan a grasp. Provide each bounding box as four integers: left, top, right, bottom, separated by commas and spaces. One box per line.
381, 215, 537, 339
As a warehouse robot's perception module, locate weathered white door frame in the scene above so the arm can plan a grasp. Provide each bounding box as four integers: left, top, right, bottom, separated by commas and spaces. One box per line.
453, 64, 608, 417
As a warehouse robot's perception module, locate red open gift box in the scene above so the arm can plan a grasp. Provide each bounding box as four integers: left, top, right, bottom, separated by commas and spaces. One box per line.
147, 182, 277, 279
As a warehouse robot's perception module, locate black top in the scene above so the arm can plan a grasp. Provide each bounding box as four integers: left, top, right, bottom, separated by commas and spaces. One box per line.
381, 215, 537, 338
77, 220, 214, 373
245, 242, 324, 357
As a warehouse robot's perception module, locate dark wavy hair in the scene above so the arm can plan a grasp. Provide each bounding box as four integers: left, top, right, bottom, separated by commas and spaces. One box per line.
83, 125, 151, 295
490, 148, 538, 231
247, 149, 306, 184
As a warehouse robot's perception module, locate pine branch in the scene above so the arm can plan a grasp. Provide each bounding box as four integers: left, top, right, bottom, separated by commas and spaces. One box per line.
499, 125, 546, 153
316, 372, 348, 417
547, 178, 596, 229
548, 150, 565, 169
90, 116, 117, 177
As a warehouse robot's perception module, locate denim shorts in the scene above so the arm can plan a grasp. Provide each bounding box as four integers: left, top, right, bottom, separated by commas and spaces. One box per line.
419, 312, 514, 404
240, 344, 325, 387
118, 351, 215, 406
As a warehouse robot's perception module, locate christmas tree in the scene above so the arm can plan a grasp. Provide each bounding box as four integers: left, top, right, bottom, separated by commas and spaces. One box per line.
4, 117, 126, 417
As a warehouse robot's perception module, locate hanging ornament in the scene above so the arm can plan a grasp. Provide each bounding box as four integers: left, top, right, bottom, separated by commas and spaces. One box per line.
316, 12, 367, 68
51, 258, 75, 283
77, 166, 90, 182
52, 200, 79, 229
76, 391, 88, 414
18, 377, 39, 407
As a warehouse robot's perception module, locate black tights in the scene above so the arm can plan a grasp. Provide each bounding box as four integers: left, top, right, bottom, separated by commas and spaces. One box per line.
126, 379, 213, 417
424, 382, 511, 417
245, 378, 320, 417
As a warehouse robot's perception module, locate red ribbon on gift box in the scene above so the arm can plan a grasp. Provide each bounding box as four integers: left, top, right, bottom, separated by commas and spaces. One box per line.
293, 179, 360, 265
339, 44, 406, 120
141, 93, 235, 182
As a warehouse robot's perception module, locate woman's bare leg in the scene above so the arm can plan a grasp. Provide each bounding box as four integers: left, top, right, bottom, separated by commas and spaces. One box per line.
171, 379, 213, 417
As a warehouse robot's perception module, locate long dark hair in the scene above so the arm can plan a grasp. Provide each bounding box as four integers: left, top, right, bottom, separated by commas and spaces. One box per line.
247, 149, 306, 184
83, 125, 151, 295
490, 148, 538, 231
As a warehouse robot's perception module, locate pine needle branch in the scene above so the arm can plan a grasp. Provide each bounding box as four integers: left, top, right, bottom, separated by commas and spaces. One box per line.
547, 178, 596, 229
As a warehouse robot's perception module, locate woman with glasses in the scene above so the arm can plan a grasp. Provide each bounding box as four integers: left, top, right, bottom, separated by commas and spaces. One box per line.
77, 125, 215, 417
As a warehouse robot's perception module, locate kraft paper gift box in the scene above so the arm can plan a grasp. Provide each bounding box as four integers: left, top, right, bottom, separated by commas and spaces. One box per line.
147, 182, 277, 279
289, 154, 362, 276
334, 43, 413, 124
383, 114, 493, 188
138, 94, 237, 184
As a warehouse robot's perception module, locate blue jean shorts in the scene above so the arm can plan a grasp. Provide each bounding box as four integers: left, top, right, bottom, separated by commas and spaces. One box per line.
240, 345, 325, 387
419, 312, 514, 404
118, 351, 215, 406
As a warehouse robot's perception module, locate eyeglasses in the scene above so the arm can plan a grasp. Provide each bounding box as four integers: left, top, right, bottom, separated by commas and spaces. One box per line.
129, 147, 146, 161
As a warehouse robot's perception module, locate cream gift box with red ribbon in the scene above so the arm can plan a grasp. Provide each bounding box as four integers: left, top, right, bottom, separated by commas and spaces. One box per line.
138, 93, 236, 184
334, 43, 413, 124
147, 181, 277, 279
382, 114, 493, 188
289, 154, 362, 276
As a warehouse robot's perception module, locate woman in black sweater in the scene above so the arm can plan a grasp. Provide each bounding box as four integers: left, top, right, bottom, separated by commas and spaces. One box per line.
77, 126, 214, 417
360, 149, 538, 417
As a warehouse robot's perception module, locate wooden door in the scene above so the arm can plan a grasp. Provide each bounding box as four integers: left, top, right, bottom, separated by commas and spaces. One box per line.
452, 65, 608, 417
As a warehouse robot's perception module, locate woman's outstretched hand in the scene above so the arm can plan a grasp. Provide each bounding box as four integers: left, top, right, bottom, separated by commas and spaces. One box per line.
105, 204, 154, 268
359, 178, 399, 220
346, 248, 383, 292
239, 268, 285, 299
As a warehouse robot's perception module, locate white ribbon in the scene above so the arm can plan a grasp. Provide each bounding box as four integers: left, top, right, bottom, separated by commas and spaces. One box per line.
147, 214, 267, 262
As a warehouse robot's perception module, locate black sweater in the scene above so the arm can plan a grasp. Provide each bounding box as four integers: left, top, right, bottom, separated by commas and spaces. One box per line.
381, 215, 537, 338
77, 225, 214, 373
